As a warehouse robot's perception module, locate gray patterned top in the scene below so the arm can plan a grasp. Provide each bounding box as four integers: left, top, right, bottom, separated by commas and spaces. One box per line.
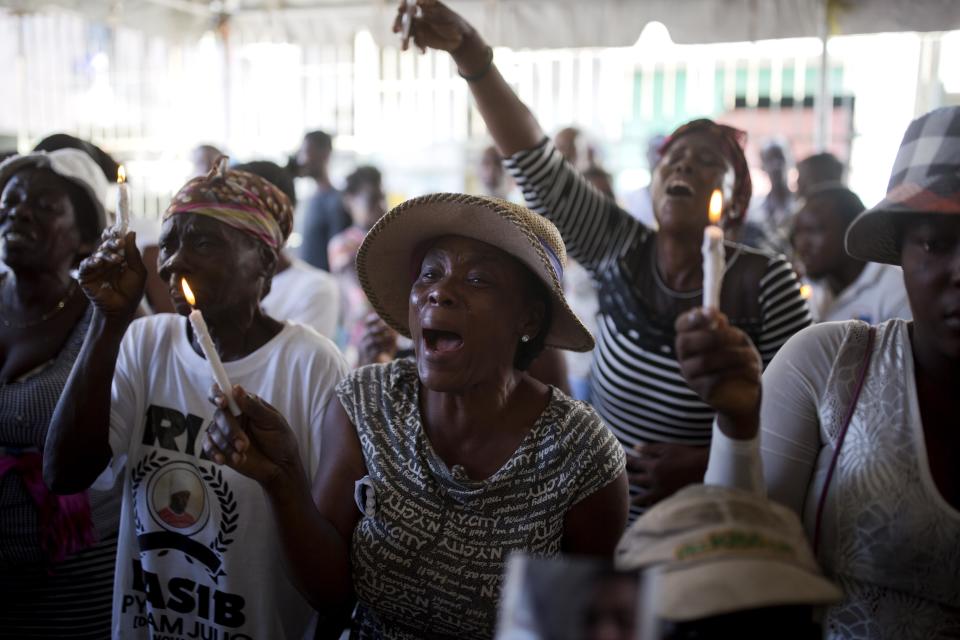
337, 358, 625, 639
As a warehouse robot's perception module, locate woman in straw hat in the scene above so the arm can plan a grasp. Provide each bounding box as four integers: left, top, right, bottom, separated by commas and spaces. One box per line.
204, 193, 628, 639
399, 0, 811, 519
43, 158, 349, 640
0, 148, 119, 637
677, 106, 960, 638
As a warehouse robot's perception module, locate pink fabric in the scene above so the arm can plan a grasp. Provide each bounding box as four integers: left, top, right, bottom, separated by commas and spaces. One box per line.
0, 451, 96, 564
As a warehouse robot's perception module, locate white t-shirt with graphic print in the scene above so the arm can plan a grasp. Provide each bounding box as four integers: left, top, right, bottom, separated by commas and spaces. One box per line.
96, 314, 348, 640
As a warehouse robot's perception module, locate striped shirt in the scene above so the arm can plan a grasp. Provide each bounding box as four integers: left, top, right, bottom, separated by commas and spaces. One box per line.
505, 139, 811, 519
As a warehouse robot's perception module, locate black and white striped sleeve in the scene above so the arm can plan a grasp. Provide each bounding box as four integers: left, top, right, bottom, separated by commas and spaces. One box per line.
756, 255, 813, 366
504, 138, 641, 274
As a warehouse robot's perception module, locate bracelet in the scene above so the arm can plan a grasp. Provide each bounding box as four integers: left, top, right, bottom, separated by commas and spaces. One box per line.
457, 46, 494, 82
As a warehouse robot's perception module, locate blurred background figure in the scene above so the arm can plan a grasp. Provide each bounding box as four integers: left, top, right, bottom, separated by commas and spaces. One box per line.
624, 133, 666, 229
583, 165, 616, 200
740, 140, 795, 256
328, 165, 389, 364
581, 571, 639, 640
235, 160, 340, 339
554, 126, 588, 170
791, 185, 911, 323
189, 143, 223, 179
497, 555, 640, 640
796, 152, 845, 199
478, 144, 514, 200
296, 130, 351, 271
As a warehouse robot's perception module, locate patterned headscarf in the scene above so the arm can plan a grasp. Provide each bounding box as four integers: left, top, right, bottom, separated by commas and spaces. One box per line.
164, 156, 293, 251
660, 119, 753, 220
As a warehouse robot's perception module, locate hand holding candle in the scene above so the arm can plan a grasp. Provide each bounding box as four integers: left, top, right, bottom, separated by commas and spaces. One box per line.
115, 165, 130, 236
181, 278, 241, 416
701, 189, 725, 310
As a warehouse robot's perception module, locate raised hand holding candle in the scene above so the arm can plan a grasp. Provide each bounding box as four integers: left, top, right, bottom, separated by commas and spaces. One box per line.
181, 278, 241, 416
701, 189, 725, 310
115, 165, 130, 235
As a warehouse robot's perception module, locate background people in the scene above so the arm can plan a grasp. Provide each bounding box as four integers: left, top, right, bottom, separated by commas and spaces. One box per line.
235, 159, 341, 339
190, 144, 224, 179
741, 140, 795, 255
297, 130, 351, 271
328, 165, 388, 363
797, 152, 845, 199
792, 185, 911, 323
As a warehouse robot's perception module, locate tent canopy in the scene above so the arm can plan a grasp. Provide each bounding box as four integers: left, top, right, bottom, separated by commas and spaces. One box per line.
2, 0, 959, 46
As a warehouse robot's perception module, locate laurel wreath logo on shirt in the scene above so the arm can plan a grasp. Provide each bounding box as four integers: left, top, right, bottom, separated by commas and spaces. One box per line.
130, 451, 239, 583
200, 465, 239, 560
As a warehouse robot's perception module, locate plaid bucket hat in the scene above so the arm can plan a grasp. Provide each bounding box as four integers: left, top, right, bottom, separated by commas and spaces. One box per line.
846, 106, 960, 265
356, 193, 595, 352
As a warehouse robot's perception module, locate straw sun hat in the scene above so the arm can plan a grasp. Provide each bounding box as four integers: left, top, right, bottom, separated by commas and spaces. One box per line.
846, 106, 960, 265
356, 192, 594, 352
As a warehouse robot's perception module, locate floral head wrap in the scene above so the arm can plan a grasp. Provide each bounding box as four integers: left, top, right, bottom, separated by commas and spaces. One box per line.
164, 156, 293, 251
660, 119, 753, 219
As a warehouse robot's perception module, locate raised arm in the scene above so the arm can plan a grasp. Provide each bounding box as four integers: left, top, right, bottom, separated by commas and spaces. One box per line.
397, 0, 542, 155
44, 230, 146, 494
402, 0, 639, 273
205, 388, 364, 615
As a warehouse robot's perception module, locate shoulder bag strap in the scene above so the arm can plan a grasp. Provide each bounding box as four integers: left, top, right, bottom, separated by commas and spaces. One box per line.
813, 325, 877, 554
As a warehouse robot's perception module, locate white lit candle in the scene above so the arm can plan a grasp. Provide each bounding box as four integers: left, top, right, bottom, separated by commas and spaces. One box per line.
181, 278, 241, 416
401, 0, 416, 41
701, 189, 725, 310
115, 165, 130, 235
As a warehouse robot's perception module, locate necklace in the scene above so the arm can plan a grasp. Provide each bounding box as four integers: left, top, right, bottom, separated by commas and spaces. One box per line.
650, 246, 703, 300
0, 274, 78, 329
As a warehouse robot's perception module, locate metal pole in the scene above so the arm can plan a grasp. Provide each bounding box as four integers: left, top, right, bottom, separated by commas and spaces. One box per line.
15, 12, 29, 152
815, 0, 832, 152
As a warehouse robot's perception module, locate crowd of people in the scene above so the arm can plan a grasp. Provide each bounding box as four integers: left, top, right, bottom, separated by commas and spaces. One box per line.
1, 1, 957, 638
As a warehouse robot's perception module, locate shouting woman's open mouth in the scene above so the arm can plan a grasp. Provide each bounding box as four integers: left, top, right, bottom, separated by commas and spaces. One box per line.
422, 328, 465, 354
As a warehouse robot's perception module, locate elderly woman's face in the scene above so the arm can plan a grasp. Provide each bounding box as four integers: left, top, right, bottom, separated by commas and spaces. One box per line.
158, 213, 273, 317
901, 215, 960, 358
408, 236, 543, 392
0, 168, 84, 273
651, 131, 735, 234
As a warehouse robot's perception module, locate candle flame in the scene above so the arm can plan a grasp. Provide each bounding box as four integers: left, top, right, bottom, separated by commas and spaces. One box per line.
708, 189, 723, 224
117, 165, 126, 184
181, 278, 196, 306
800, 284, 813, 300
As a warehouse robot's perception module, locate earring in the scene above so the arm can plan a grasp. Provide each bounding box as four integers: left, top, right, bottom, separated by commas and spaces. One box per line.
520, 335, 530, 343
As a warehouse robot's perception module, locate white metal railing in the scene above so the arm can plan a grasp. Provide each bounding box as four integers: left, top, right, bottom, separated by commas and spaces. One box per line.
0, 8, 952, 217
